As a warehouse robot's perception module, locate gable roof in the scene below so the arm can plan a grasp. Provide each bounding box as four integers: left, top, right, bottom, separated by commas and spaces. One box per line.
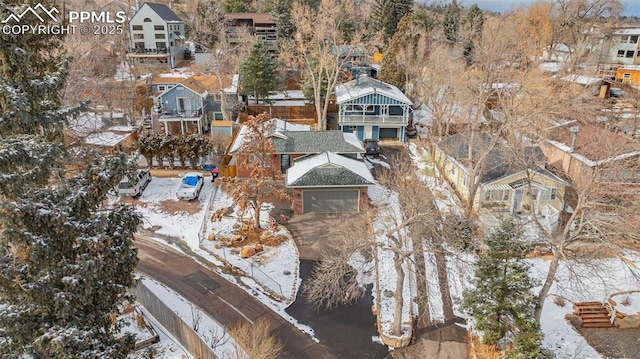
286, 151, 375, 187
545, 119, 640, 165
272, 131, 365, 154
228, 119, 311, 154
439, 133, 567, 186
335, 75, 413, 105
143, 3, 183, 22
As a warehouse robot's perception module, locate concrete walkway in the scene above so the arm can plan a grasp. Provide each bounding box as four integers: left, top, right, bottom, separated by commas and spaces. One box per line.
135, 235, 334, 359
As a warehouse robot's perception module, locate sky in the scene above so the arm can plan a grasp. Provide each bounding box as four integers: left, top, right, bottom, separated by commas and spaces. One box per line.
457, 0, 640, 17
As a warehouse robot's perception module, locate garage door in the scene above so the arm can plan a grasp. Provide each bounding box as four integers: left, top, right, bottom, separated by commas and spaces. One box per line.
379, 127, 398, 139
302, 189, 359, 213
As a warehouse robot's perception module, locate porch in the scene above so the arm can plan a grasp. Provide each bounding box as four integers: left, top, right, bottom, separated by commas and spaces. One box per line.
159, 110, 206, 135
338, 115, 408, 125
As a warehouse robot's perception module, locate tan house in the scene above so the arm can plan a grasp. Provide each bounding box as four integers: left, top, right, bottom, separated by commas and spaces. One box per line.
435, 133, 570, 230
540, 119, 640, 191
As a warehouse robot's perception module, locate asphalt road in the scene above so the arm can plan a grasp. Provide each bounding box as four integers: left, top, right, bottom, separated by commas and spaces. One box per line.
134, 235, 334, 359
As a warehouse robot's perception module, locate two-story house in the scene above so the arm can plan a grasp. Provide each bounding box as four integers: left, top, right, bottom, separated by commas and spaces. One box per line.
335, 76, 413, 141
128, 2, 186, 68
225, 13, 277, 52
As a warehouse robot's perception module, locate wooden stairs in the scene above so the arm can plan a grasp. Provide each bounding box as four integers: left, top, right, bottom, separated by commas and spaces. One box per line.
574, 302, 616, 328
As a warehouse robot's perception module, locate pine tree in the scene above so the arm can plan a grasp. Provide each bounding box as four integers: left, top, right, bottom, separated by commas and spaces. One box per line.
273, 0, 295, 40
442, 0, 460, 43
370, 0, 413, 43
240, 42, 277, 104
461, 217, 543, 358
223, 0, 255, 13
1, 1, 140, 356
462, 4, 484, 65
379, 14, 415, 89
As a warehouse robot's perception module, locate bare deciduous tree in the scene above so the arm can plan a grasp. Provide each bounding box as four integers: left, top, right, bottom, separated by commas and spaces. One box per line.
215, 113, 290, 229
229, 318, 282, 359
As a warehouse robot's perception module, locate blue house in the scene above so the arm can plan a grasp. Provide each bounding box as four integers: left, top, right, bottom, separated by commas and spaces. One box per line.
335, 75, 413, 141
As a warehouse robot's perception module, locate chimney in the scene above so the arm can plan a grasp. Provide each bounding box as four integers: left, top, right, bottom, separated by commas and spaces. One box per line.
135, 0, 139, 12
569, 125, 580, 153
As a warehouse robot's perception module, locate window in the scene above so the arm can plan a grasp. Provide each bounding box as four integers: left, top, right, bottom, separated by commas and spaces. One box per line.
450, 166, 456, 176
623, 73, 631, 79
617, 50, 625, 58
549, 188, 557, 200
132, 25, 143, 30
154, 25, 165, 31
531, 188, 539, 201
483, 189, 511, 202
143, 17, 152, 22
156, 42, 166, 49
133, 33, 144, 39
462, 175, 469, 188
155, 33, 165, 39
631, 35, 639, 43
134, 42, 144, 49
626, 50, 635, 58
157, 85, 166, 91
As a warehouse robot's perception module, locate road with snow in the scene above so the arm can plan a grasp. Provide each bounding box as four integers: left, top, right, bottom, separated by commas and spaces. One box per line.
134, 234, 334, 359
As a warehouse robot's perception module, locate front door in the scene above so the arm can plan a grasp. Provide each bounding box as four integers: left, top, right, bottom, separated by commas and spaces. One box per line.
513, 188, 524, 213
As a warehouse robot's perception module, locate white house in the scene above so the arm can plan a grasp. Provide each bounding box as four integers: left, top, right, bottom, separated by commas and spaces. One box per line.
128, 2, 186, 68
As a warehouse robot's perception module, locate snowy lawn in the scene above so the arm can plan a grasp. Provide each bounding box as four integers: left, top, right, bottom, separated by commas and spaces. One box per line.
368, 184, 416, 345
201, 189, 300, 304
408, 143, 463, 216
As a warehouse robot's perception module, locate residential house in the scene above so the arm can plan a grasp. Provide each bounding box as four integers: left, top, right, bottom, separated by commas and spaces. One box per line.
152, 72, 236, 135
128, 2, 186, 68
227, 119, 365, 177
331, 45, 379, 79
543, 43, 574, 63
335, 75, 413, 141
435, 133, 570, 230
286, 151, 375, 214
540, 119, 640, 190
66, 112, 137, 154
225, 13, 277, 52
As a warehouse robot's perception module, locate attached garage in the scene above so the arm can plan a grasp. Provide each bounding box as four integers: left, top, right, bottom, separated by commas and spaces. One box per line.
379, 127, 398, 139
286, 151, 375, 215
302, 188, 359, 213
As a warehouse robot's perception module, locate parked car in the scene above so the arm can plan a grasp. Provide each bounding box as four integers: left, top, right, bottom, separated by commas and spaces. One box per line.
176, 173, 204, 200
363, 139, 380, 157
406, 125, 417, 138
117, 169, 152, 197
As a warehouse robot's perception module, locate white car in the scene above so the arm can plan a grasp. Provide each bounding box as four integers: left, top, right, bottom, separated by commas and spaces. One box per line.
176, 173, 204, 200
117, 169, 152, 197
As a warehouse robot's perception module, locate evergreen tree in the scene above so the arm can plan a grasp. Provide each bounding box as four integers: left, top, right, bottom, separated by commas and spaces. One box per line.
0, 1, 140, 356
462, 4, 484, 65
442, 0, 460, 43
273, 0, 295, 41
223, 0, 255, 13
461, 217, 543, 358
370, 0, 413, 43
240, 42, 277, 104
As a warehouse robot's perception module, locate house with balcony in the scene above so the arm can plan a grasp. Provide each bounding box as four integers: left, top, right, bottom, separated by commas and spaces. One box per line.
435, 133, 570, 231
128, 2, 186, 68
224, 13, 277, 52
335, 75, 413, 141
154, 77, 209, 135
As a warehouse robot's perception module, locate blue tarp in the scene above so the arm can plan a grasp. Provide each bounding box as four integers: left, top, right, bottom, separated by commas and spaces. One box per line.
184, 176, 199, 186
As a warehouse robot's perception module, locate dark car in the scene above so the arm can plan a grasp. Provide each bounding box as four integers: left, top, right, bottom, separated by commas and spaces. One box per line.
406, 125, 417, 138
363, 139, 380, 157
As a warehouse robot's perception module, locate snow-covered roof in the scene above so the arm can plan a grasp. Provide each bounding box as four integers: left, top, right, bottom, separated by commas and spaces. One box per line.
613, 28, 640, 35
286, 151, 375, 187
335, 75, 413, 105
68, 112, 104, 134
539, 62, 565, 73
551, 43, 574, 52
84, 131, 132, 147
561, 75, 602, 86
342, 132, 363, 151
223, 74, 239, 95
229, 119, 311, 154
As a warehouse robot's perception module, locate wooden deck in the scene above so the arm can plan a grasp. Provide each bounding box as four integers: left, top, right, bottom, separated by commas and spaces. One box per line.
574, 302, 616, 328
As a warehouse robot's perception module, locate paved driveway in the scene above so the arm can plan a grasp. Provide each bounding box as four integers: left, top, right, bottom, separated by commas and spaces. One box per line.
286, 213, 361, 260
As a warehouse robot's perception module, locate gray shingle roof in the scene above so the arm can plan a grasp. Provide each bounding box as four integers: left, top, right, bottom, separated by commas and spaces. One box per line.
272, 130, 364, 154
439, 133, 556, 184
145, 3, 182, 22
289, 166, 374, 187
